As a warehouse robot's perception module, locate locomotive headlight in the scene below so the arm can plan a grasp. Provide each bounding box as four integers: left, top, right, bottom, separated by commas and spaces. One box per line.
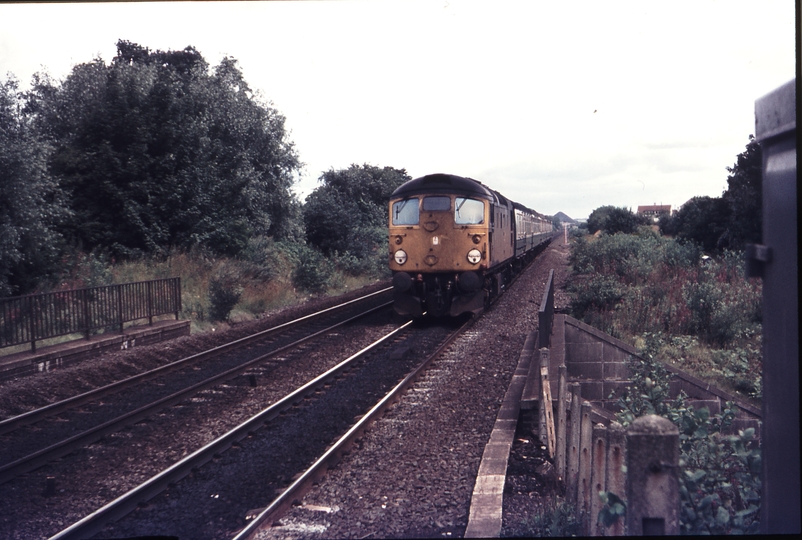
394, 249, 408, 265
467, 248, 482, 264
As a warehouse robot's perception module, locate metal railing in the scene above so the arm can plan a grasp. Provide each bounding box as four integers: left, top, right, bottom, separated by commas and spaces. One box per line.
1, 278, 181, 353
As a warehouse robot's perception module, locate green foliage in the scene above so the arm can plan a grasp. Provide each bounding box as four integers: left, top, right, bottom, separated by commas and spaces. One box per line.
285, 243, 334, 294
511, 498, 581, 537
208, 263, 243, 322
587, 205, 645, 235
0, 76, 69, 296
608, 353, 762, 535
27, 40, 301, 259
597, 491, 626, 528
722, 136, 762, 250
660, 136, 762, 253
662, 196, 731, 253
303, 164, 409, 278
569, 233, 760, 351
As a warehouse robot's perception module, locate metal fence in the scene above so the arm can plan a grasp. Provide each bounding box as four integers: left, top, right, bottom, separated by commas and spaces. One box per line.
1, 278, 181, 353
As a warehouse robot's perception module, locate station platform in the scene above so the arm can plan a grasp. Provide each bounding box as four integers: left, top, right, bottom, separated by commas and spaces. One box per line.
0, 319, 190, 381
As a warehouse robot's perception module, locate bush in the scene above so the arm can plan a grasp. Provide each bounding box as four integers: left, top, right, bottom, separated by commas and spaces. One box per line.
291, 244, 333, 294
568, 274, 625, 319
513, 498, 581, 537
208, 264, 243, 322
607, 352, 762, 535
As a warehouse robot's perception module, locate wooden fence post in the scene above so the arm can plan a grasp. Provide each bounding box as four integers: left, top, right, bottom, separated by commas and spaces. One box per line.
625, 415, 679, 535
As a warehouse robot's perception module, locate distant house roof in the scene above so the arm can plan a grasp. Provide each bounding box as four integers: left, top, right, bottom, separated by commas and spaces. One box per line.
637, 204, 671, 215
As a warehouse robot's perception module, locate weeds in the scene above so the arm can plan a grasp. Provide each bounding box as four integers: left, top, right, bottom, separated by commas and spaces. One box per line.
605, 353, 762, 535
509, 498, 581, 537
568, 232, 762, 400
24, 239, 384, 336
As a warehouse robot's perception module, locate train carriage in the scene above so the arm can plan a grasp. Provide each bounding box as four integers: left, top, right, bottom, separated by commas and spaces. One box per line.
389, 173, 552, 317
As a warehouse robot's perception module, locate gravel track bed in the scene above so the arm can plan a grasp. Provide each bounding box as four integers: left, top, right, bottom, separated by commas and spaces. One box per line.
0, 291, 392, 469
0, 281, 390, 420
95, 321, 464, 539
255, 241, 572, 539
0, 285, 394, 540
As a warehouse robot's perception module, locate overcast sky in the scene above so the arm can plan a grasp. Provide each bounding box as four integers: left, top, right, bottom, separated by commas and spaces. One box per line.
0, 0, 795, 219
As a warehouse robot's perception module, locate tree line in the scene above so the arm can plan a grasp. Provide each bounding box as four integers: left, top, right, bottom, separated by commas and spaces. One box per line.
585, 136, 762, 252
1, 40, 409, 297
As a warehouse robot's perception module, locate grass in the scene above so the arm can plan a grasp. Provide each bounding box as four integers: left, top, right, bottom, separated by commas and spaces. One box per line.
1, 243, 386, 357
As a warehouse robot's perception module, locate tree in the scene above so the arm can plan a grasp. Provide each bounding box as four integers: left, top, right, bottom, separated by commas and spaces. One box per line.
303, 164, 411, 258
722, 136, 762, 250
668, 196, 731, 253
587, 205, 644, 235
28, 40, 301, 258
0, 77, 68, 296
659, 136, 760, 253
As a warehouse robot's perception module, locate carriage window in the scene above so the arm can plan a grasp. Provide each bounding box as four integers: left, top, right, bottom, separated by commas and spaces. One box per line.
423, 196, 451, 211
455, 198, 484, 224
392, 198, 420, 225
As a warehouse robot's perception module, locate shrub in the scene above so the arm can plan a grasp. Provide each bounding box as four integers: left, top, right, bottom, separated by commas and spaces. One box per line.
513, 498, 581, 537
208, 264, 243, 322
568, 274, 625, 319
291, 244, 333, 294
606, 352, 762, 535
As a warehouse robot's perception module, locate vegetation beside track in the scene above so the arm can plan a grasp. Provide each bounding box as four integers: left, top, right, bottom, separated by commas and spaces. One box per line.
567, 227, 762, 404
54, 243, 387, 336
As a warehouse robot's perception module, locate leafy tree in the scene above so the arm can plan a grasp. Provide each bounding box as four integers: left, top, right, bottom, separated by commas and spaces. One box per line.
661, 136, 761, 253
0, 77, 68, 296
303, 164, 410, 259
664, 196, 731, 253
28, 40, 301, 258
587, 205, 644, 235
722, 136, 761, 250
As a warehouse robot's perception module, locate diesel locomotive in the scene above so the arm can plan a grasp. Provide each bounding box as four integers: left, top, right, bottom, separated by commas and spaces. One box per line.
389, 173, 553, 317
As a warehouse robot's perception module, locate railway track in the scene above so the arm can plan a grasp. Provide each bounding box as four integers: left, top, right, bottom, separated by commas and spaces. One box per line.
0, 288, 392, 485
50, 314, 474, 539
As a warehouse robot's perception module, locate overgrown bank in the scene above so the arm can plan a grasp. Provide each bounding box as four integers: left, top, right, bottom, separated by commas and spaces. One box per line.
567, 227, 762, 403
0, 238, 387, 357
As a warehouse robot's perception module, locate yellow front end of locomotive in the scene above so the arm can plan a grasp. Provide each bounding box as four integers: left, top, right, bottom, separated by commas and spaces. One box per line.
388, 194, 488, 274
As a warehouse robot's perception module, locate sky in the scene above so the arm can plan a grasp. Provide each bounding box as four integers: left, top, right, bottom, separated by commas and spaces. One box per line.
0, 0, 796, 220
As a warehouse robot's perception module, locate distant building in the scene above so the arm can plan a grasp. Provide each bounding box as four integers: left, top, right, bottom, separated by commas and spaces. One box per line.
637, 204, 671, 222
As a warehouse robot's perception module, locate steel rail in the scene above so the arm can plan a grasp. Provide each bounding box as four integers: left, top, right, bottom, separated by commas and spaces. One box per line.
0, 287, 392, 436
232, 314, 476, 540
49, 319, 415, 540
233, 243, 548, 538
0, 299, 393, 485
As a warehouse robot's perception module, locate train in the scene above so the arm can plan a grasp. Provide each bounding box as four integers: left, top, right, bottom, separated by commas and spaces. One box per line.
388, 173, 554, 317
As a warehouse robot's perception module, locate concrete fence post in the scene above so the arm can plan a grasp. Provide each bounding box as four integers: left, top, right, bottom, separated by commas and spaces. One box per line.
625, 415, 679, 535
605, 421, 627, 536
567, 383, 582, 506
555, 364, 568, 482
538, 348, 555, 456
578, 401, 593, 532
589, 423, 608, 536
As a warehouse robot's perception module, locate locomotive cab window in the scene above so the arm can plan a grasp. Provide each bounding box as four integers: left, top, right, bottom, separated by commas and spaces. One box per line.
392, 198, 420, 225
422, 196, 451, 212
454, 197, 484, 224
